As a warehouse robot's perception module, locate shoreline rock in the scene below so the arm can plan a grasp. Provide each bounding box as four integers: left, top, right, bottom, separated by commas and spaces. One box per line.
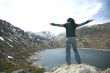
45, 64, 110, 73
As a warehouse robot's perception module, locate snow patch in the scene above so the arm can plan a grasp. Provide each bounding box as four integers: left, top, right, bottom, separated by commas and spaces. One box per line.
8, 38, 13, 42
8, 55, 13, 59
6, 42, 13, 47
9, 44, 13, 47
0, 36, 5, 41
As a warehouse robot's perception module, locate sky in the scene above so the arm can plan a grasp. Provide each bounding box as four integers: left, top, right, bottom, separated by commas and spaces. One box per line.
0, 0, 103, 35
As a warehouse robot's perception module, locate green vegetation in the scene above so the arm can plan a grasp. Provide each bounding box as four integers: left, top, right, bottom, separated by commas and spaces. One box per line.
29, 66, 45, 73
0, 53, 45, 73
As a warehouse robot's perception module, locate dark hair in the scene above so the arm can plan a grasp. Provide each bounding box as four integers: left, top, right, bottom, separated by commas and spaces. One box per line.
67, 18, 77, 28
67, 18, 75, 23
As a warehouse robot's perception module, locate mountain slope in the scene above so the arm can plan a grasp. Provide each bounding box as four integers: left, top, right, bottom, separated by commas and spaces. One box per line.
76, 22, 110, 49
0, 19, 55, 72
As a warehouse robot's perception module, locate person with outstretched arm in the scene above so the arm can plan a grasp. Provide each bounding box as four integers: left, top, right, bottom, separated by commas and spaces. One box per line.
50, 18, 93, 64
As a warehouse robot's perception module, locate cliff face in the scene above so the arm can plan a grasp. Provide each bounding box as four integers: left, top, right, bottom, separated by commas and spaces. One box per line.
76, 22, 110, 49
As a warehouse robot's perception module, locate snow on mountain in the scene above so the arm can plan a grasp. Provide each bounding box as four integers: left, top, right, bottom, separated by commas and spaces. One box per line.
0, 36, 5, 41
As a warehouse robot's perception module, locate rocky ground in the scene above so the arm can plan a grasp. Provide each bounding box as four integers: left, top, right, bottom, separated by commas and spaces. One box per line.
45, 64, 110, 73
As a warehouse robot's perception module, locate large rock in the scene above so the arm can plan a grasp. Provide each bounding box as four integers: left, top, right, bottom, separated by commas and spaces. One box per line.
46, 64, 110, 73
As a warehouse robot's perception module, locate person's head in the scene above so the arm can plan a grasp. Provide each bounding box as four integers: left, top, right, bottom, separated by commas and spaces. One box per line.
67, 18, 75, 24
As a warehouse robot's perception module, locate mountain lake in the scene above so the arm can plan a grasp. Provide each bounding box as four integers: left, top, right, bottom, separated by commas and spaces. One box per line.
33, 48, 110, 69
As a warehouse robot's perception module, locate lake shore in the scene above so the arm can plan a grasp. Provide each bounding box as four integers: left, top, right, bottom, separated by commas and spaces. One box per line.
79, 48, 110, 52
29, 47, 110, 64
28, 47, 110, 63
33, 48, 110, 69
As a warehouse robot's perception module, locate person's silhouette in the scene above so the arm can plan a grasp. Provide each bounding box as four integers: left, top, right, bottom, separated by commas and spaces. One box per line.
50, 18, 93, 64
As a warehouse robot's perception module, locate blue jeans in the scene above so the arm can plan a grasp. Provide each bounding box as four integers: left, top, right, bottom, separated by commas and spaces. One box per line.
66, 37, 81, 64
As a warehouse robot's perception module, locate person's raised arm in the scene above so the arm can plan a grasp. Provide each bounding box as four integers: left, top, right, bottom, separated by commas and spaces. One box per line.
78, 19, 93, 27
50, 23, 64, 27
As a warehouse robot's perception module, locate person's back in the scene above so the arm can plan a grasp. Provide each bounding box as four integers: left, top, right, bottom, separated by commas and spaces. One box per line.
63, 18, 78, 37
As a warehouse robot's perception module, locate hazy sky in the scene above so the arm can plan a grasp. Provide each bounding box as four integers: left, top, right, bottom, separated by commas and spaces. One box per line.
0, 0, 102, 35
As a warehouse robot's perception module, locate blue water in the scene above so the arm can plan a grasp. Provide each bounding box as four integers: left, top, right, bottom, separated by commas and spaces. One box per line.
33, 48, 110, 69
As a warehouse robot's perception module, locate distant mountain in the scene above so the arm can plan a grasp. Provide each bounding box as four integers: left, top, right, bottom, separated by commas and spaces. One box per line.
54, 32, 66, 48
27, 31, 58, 49
0, 19, 56, 72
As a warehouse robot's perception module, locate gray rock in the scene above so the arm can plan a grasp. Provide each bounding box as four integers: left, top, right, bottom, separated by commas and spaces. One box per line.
47, 64, 102, 73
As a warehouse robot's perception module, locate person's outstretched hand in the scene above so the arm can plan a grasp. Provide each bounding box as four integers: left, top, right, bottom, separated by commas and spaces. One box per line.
49, 23, 54, 25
